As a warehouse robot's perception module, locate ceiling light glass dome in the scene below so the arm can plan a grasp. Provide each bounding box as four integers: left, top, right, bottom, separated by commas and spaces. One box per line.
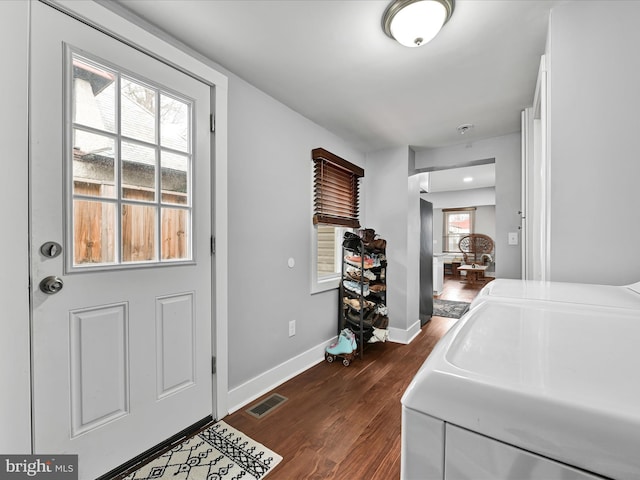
382, 0, 454, 48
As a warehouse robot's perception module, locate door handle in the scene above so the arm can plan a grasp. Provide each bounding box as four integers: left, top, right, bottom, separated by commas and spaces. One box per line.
40, 276, 64, 295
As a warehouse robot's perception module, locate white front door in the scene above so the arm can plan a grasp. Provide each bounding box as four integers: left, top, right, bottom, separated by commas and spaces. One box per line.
30, 3, 213, 478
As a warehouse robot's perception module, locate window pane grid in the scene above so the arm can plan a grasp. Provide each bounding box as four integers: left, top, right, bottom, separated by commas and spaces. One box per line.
442, 209, 475, 253
72, 57, 117, 134
69, 51, 193, 268
160, 92, 191, 154
72, 123, 118, 143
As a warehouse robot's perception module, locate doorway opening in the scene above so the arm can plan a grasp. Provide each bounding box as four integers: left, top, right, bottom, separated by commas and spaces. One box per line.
415, 160, 496, 313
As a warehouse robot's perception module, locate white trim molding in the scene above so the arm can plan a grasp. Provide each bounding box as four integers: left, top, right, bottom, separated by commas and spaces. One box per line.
227, 322, 423, 414
388, 319, 422, 345
1, 0, 31, 454
227, 338, 331, 414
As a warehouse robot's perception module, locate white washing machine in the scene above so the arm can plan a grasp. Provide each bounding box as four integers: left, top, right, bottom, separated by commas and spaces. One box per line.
401, 298, 640, 480
470, 278, 640, 310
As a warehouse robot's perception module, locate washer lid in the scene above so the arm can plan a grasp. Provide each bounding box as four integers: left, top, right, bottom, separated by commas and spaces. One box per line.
402, 300, 640, 480
470, 278, 640, 310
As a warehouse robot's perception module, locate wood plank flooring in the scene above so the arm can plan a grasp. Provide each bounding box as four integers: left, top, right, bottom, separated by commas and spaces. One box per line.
224, 276, 488, 480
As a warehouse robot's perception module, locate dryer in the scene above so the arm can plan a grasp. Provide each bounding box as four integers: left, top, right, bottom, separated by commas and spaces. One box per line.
401, 299, 640, 479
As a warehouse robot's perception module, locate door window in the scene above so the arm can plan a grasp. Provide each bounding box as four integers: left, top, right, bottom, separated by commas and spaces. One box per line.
70, 53, 193, 269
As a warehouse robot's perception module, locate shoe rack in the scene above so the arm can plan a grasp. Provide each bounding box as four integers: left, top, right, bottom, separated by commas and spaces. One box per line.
339, 230, 388, 359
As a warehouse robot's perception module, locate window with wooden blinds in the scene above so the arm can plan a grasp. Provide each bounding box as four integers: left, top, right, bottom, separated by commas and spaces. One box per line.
312, 148, 364, 228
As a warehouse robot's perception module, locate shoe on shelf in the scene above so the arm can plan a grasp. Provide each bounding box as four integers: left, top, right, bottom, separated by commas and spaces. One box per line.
344, 255, 374, 269
345, 269, 370, 283
375, 304, 388, 316
367, 238, 386, 252
343, 280, 370, 297
346, 266, 376, 282
343, 297, 374, 311
369, 283, 386, 293
359, 228, 376, 244
342, 232, 363, 253
368, 327, 389, 343
370, 314, 389, 329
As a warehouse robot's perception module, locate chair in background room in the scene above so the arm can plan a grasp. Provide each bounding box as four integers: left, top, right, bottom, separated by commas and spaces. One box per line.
457, 234, 494, 285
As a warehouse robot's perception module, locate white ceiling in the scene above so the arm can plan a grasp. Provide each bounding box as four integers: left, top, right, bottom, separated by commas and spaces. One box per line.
421, 163, 496, 192
111, 0, 563, 152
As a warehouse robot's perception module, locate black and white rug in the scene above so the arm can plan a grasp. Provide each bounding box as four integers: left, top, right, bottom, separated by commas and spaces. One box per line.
433, 299, 471, 319
124, 421, 282, 480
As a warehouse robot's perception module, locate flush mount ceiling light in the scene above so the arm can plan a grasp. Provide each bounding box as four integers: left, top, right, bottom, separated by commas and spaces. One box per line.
382, 0, 454, 48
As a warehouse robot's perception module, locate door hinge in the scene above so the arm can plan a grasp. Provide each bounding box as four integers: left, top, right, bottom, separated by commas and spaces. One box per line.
211, 356, 217, 375
211, 235, 215, 255
210, 114, 215, 133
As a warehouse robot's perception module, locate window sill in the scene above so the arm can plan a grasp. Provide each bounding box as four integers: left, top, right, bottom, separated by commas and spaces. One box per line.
311, 276, 340, 295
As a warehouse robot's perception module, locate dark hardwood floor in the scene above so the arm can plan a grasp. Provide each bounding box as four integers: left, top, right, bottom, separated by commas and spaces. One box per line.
224, 275, 489, 480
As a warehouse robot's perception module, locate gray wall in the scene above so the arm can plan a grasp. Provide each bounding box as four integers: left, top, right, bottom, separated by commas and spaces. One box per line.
547, 1, 640, 284
476, 205, 497, 243
365, 147, 420, 334
226, 73, 365, 390
415, 133, 522, 279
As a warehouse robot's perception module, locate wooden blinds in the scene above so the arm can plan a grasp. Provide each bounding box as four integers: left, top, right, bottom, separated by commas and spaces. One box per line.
312, 148, 364, 228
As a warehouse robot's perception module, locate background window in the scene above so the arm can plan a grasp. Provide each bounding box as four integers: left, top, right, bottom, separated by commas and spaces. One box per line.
443, 208, 475, 252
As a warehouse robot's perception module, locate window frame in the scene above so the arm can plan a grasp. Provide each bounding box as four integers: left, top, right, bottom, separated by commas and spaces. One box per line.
442, 207, 476, 253
65, 49, 195, 273
312, 225, 353, 294
310, 148, 363, 294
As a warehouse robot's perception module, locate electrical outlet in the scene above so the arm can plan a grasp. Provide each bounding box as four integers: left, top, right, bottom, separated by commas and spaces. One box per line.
289, 320, 296, 337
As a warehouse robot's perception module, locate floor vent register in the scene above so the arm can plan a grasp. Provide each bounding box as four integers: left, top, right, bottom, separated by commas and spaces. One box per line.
246, 394, 288, 419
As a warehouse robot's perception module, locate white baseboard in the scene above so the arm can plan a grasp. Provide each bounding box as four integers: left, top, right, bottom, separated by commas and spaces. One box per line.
227, 338, 333, 414
388, 319, 421, 344
227, 322, 423, 414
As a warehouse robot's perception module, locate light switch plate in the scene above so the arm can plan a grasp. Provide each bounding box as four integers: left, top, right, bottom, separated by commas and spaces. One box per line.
289, 320, 296, 337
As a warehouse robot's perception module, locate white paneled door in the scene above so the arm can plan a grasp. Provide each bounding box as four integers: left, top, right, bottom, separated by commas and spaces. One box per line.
29, 3, 213, 478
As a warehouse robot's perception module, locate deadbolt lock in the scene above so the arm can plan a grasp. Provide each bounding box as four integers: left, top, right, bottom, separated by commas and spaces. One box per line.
41, 241, 62, 259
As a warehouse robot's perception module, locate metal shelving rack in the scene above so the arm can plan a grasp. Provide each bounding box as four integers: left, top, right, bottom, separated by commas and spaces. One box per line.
339, 233, 387, 359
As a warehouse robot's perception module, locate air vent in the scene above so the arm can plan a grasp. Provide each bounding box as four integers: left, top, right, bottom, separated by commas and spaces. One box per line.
246, 394, 288, 419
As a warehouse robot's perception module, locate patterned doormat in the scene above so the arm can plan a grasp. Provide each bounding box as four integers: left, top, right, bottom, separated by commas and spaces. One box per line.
433, 299, 471, 319
123, 421, 282, 480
